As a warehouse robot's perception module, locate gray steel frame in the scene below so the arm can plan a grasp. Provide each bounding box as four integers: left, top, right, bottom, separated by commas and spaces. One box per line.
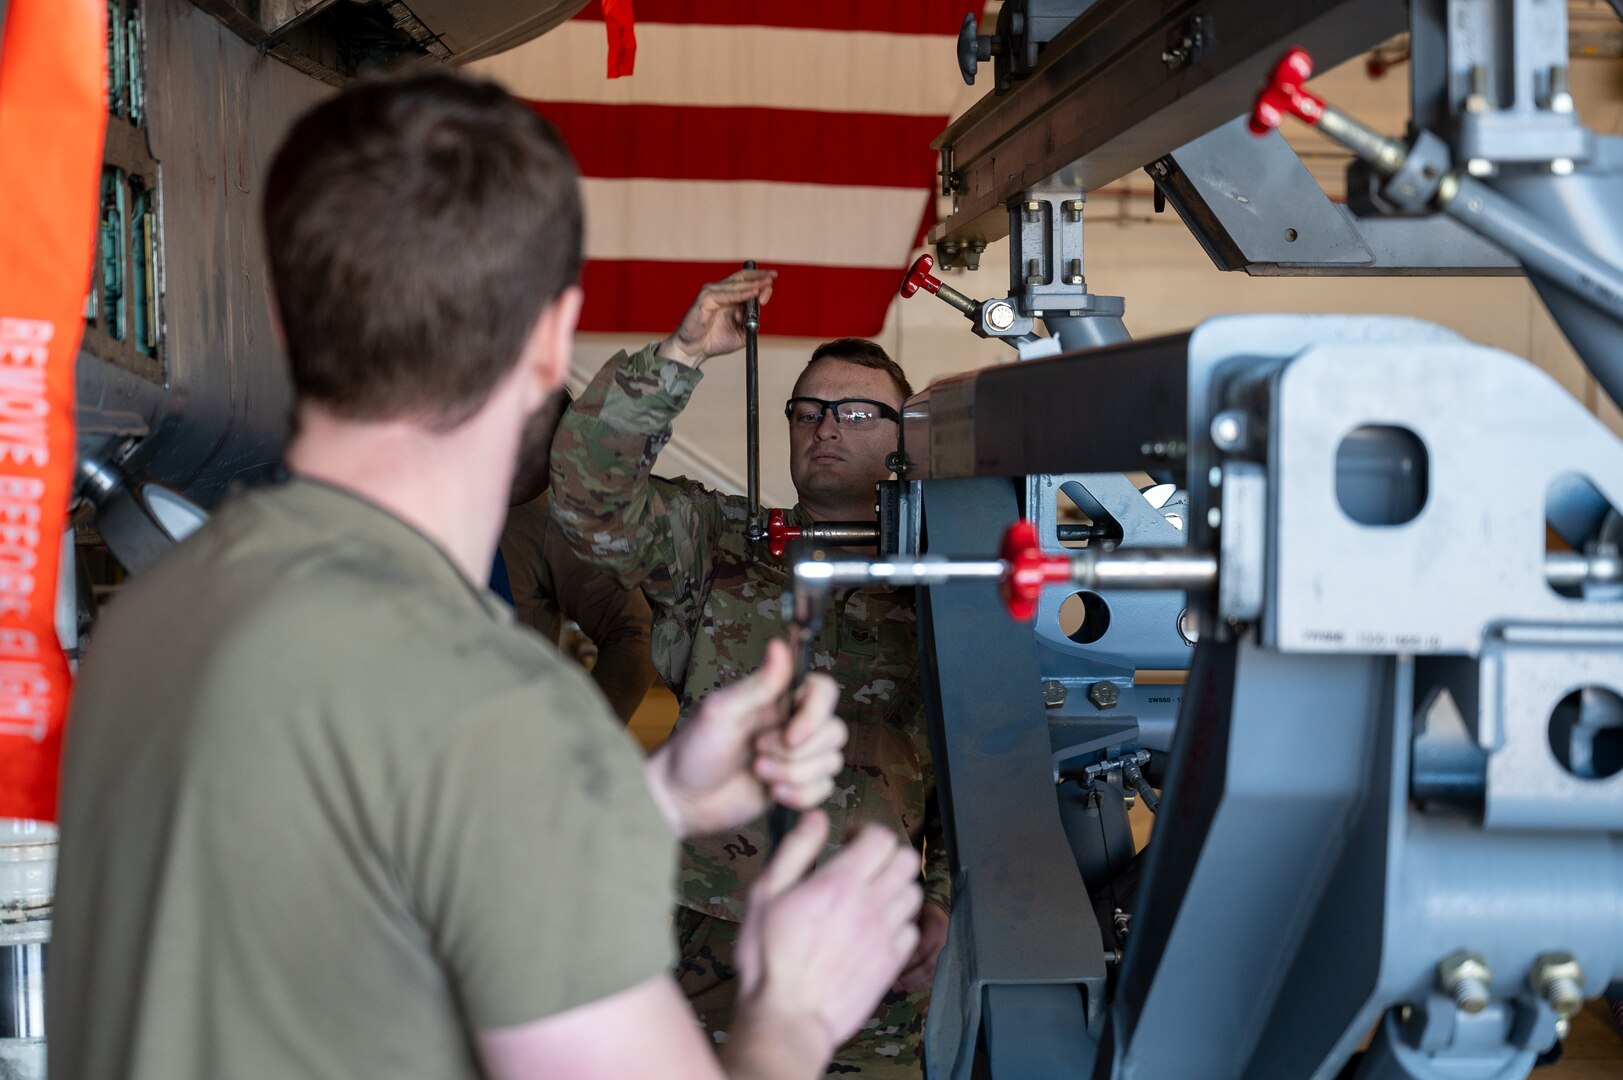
918, 478, 1104, 1080
913, 319, 1623, 1079
1028, 473, 1191, 762
1156, 119, 1520, 276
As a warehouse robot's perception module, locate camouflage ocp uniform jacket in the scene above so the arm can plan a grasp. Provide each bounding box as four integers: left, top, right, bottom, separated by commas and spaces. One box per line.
550, 343, 951, 922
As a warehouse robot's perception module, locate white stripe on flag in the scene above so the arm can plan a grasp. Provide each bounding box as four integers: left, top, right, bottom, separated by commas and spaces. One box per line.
580, 178, 926, 267
471, 22, 965, 116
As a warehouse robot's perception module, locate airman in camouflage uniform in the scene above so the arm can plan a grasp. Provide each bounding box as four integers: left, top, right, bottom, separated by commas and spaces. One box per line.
551, 270, 951, 1075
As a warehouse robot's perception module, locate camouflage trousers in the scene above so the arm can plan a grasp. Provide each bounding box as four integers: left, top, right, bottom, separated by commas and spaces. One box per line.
673, 906, 928, 1076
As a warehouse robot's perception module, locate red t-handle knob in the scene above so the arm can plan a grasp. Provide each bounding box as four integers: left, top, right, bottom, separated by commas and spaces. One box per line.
998, 520, 1073, 622
1250, 47, 1324, 135
900, 253, 944, 298
767, 507, 801, 560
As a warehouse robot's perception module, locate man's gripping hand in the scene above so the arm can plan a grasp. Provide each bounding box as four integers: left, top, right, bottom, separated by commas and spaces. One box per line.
656, 268, 778, 368
643, 639, 846, 840
725, 814, 924, 1072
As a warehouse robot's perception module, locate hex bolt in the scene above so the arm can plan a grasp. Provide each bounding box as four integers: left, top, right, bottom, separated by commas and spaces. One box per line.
1025, 258, 1044, 286
1210, 410, 1248, 452
1549, 65, 1573, 114
1042, 680, 1067, 708
1437, 950, 1493, 1015
1066, 259, 1084, 286
1529, 952, 1585, 1020
1465, 64, 1491, 113
985, 301, 1017, 332
1088, 682, 1120, 710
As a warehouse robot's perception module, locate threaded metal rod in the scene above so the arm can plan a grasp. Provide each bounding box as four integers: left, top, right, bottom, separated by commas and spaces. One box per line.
800, 522, 881, 546
792, 548, 1217, 591
744, 259, 764, 543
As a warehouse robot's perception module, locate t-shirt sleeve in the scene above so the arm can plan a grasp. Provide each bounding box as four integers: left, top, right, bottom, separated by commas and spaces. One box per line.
392, 666, 677, 1030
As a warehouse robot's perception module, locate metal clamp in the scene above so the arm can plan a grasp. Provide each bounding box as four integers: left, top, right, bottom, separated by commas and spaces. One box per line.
900, 253, 1042, 350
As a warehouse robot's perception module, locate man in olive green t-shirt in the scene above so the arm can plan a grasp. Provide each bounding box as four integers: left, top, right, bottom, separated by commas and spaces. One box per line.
49, 73, 923, 1080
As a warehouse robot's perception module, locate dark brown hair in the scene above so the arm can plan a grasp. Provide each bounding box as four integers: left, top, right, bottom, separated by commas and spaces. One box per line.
798, 338, 914, 403
263, 72, 582, 429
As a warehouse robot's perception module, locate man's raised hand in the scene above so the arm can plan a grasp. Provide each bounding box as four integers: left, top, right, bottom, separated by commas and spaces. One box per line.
656, 268, 777, 368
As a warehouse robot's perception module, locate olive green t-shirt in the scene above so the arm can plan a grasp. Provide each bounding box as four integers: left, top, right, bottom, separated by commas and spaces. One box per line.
49, 479, 677, 1080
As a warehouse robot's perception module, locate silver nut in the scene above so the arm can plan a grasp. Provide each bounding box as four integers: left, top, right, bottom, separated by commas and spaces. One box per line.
985, 301, 1017, 332
1437, 950, 1493, 1014
1088, 682, 1120, 710
1210, 410, 1247, 452
1042, 680, 1067, 708
1528, 951, 1585, 1020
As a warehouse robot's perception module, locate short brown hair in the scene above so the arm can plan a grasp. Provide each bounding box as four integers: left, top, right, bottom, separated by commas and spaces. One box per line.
798, 338, 913, 402
263, 73, 582, 429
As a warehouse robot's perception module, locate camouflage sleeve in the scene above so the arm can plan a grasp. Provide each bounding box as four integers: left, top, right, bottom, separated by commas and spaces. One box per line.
922, 790, 953, 912
549, 343, 726, 636
537, 515, 658, 724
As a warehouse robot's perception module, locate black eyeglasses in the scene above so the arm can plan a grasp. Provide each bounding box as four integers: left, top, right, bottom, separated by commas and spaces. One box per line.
784, 396, 901, 429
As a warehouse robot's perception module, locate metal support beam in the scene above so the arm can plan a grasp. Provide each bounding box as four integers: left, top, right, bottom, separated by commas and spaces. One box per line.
919, 478, 1104, 1080
930, 0, 1406, 254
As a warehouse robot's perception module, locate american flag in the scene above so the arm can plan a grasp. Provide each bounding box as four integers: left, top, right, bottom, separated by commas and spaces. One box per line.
471, 1, 968, 339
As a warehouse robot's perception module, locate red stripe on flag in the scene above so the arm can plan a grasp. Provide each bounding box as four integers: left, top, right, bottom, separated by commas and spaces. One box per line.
528, 101, 944, 189
574, 0, 962, 36
580, 261, 909, 338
